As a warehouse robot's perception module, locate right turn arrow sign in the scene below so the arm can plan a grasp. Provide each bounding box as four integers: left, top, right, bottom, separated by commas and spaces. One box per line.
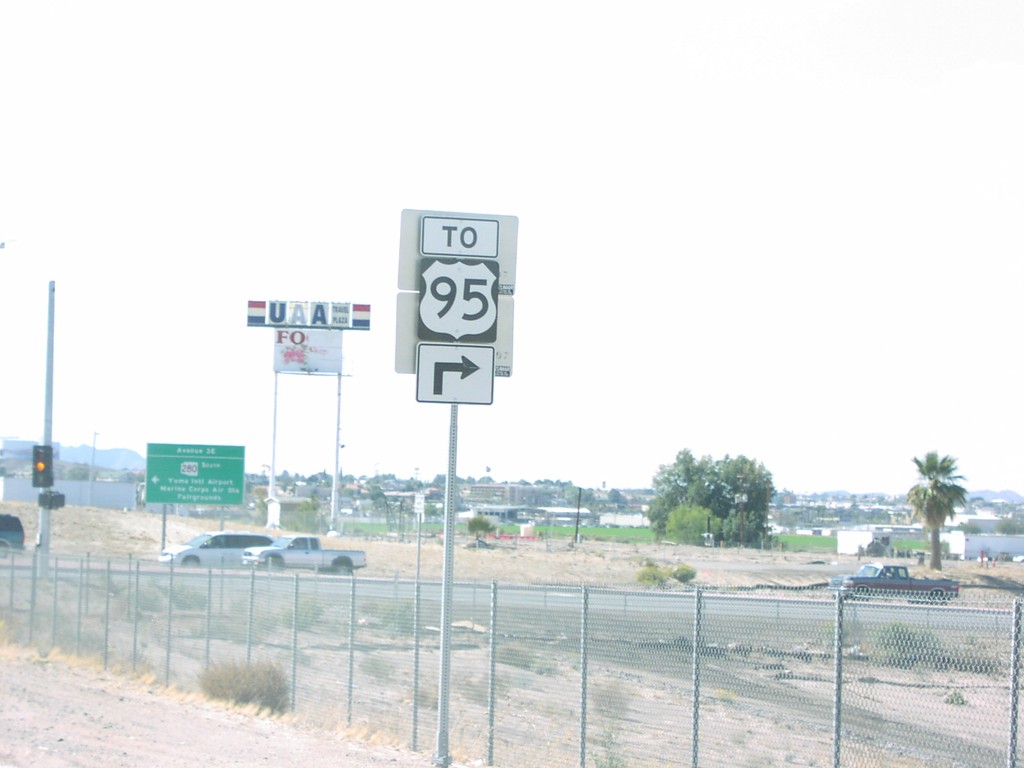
416, 344, 494, 404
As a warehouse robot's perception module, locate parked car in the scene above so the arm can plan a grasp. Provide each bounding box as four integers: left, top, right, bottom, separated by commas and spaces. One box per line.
241, 535, 366, 573
0, 514, 25, 553
159, 532, 274, 568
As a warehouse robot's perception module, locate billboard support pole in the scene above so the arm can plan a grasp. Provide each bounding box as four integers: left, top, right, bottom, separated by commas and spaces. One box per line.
330, 335, 344, 531
433, 404, 459, 767
268, 372, 280, 528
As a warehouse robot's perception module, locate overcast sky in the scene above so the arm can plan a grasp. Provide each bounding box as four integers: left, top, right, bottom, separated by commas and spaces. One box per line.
2, 2, 1021, 495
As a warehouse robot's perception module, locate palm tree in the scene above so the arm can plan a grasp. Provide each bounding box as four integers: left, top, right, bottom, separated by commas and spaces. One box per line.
907, 452, 967, 570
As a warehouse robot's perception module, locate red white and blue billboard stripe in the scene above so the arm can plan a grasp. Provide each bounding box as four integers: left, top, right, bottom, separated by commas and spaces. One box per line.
247, 300, 370, 330
352, 304, 371, 329
247, 300, 267, 326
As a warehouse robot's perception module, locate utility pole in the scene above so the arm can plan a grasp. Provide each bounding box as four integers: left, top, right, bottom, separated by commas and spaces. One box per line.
37, 281, 56, 576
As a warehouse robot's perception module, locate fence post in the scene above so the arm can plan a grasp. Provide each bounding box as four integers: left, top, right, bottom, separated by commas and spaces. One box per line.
28, 550, 38, 644
1007, 597, 1022, 768
131, 562, 140, 673
84, 552, 91, 616
125, 555, 132, 620
579, 585, 589, 768
246, 568, 255, 664
51, 557, 60, 649
165, 561, 174, 687
412, 579, 422, 751
103, 561, 111, 670
832, 591, 845, 768
9, 551, 16, 611
347, 574, 356, 727
204, 569, 212, 669
691, 587, 703, 768
487, 580, 498, 766
76, 559, 84, 655
291, 573, 300, 712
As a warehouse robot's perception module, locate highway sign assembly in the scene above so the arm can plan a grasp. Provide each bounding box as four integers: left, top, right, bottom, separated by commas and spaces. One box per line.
395, 207, 519, 768
146, 443, 245, 506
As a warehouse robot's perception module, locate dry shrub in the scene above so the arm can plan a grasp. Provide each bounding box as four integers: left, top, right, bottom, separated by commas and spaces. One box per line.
198, 659, 289, 713
636, 565, 666, 585
669, 564, 696, 583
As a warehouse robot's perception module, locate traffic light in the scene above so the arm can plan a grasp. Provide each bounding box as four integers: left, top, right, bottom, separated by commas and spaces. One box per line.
32, 445, 53, 488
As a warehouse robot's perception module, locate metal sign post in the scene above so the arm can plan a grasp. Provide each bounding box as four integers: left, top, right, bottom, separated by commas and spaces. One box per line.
433, 403, 459, 767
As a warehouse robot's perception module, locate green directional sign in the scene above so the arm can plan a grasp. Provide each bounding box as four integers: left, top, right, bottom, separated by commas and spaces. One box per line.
146, 443, 245, 506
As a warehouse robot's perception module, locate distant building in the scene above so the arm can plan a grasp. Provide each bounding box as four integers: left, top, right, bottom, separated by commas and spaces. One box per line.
953, 511, 1001, 533
942, 530, 1024, 561
464, 483, 559, 507
536, 506, 594, 525
463, 505, 533, 524
599, 513, 648, 528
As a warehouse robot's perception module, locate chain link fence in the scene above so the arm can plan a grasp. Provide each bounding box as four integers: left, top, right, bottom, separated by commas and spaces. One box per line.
0, 551, 1020, 767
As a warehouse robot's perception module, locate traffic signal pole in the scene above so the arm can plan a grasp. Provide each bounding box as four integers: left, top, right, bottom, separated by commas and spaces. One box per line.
37, 281, 56, 577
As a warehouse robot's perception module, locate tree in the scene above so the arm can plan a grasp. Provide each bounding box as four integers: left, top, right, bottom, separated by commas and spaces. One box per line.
467, 515, 496, 539
286, 497, 324, 533
994, 518, 1024, 536
649, 450, 774, 545
251, 486, 269, 527
907, 452, 967, 570
665, 504, 717, 546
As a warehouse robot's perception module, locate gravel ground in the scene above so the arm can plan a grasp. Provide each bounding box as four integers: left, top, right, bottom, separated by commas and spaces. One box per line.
0, 647, 450, 768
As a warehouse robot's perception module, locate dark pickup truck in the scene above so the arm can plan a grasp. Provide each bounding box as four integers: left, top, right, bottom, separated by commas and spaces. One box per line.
829, 563, 959, 602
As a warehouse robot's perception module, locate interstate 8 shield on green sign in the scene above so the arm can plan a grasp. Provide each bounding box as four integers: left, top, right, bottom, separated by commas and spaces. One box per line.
146, 443, 245, 505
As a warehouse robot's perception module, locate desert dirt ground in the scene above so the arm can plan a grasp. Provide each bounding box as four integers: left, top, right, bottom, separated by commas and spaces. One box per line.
2, 500, 1023, 768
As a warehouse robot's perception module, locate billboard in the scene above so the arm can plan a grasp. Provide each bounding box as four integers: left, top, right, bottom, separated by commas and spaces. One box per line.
273, 329, 343, 374
247, 300, 370, 330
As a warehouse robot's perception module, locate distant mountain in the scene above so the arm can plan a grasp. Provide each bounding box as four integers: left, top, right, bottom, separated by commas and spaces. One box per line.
59, 445, 146, 471
791, 489, 1023, 503
968, 489, 1024, 503
804, 491, 892, 499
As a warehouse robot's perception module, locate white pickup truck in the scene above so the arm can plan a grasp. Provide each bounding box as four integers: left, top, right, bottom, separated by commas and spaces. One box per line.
241, 535, 367, 573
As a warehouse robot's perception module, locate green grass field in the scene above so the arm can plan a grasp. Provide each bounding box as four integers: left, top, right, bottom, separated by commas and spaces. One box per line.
331, 520, 930, 555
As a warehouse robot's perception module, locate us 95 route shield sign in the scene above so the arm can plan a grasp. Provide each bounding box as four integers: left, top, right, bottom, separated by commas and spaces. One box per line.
418, 258, 499, 343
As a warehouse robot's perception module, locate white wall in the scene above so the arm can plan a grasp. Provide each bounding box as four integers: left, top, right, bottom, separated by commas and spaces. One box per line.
837, 530, 875, 555
0, 477, 138, 509
950, 532, 1024, 561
